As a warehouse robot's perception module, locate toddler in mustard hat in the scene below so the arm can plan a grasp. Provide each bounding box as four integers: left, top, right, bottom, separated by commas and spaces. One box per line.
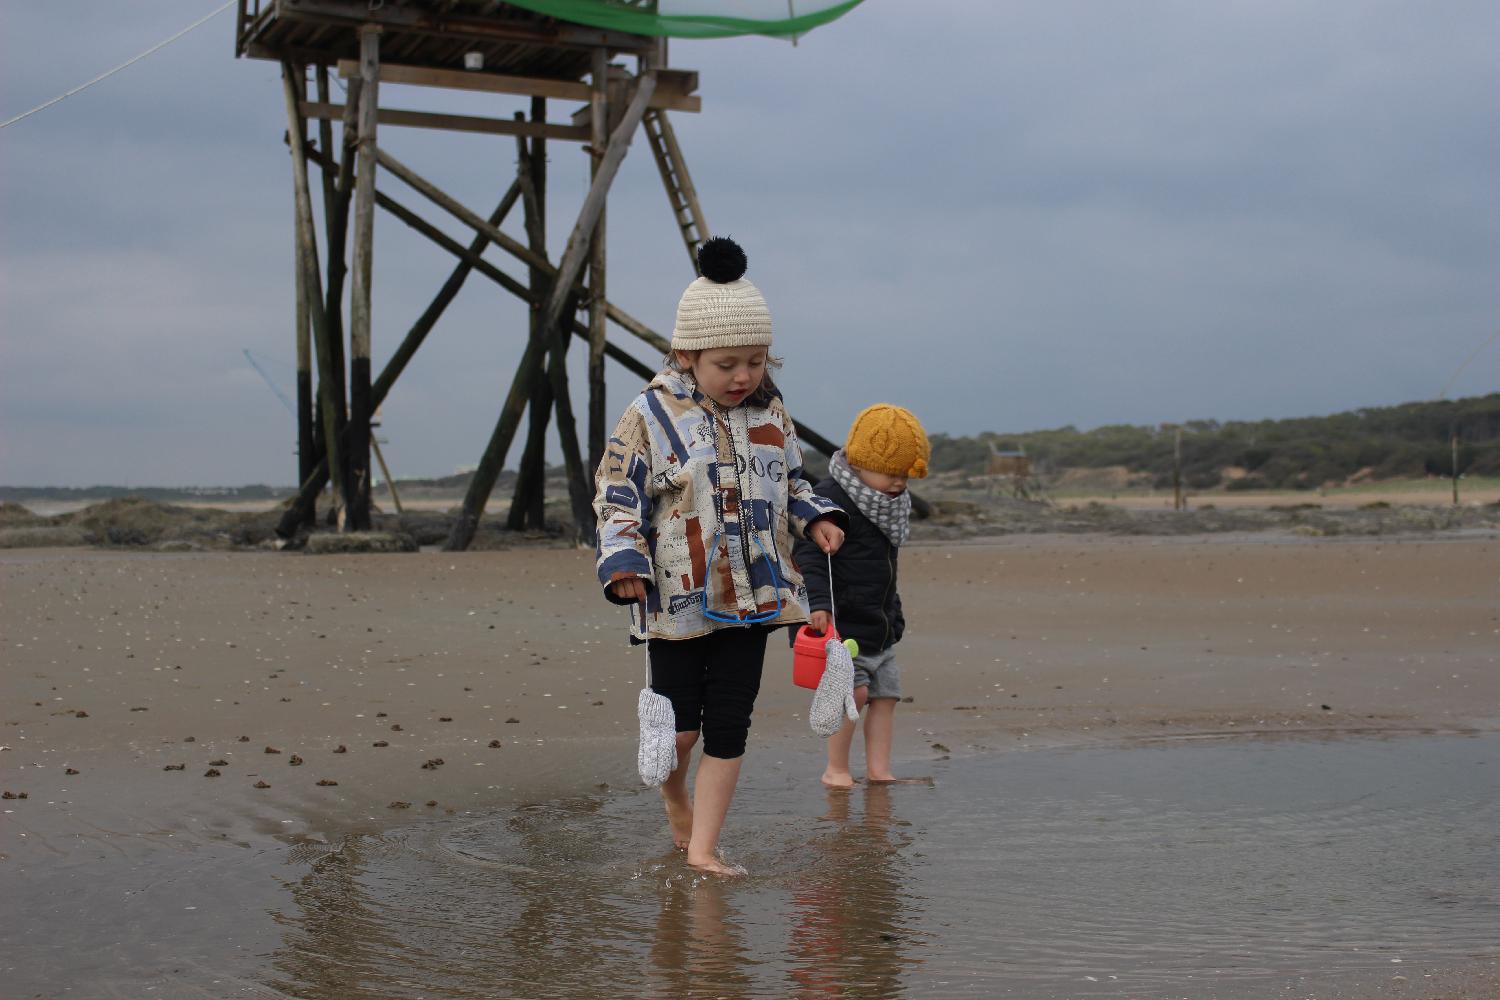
793, 404, 929, 786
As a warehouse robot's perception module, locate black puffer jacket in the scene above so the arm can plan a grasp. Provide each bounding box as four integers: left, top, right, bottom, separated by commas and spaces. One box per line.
793, 477, 903, 654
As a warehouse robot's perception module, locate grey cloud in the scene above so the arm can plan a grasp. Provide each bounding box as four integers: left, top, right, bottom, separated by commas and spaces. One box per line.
3, 1, 1497, 486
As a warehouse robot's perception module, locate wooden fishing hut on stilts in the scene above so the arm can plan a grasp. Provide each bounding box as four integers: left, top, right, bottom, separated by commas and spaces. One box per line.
235, 1, 861, 550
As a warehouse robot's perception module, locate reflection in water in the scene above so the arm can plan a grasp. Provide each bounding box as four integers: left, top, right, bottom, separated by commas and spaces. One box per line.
263, 780, 927, 999
260, 736, 1500, 999
648, 875, 757, 997
789, 786, 918, 999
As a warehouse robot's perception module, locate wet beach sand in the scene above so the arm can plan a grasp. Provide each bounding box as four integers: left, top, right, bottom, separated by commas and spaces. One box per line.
4, 532, 1499, 998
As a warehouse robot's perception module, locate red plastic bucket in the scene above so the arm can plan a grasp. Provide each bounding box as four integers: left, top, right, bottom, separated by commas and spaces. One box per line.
792, 624, 839, 690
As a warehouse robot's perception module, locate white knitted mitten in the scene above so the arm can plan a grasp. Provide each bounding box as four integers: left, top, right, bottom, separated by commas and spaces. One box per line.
809, 637, 859, 737
637, 687, 678, 787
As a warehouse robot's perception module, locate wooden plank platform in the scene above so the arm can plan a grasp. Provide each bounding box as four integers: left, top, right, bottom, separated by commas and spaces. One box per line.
237, 0, 654, 81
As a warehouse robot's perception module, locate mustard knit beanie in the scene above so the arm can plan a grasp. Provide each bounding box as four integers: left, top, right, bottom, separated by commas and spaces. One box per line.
671, 237, 773, 351
844, 404, 930, 479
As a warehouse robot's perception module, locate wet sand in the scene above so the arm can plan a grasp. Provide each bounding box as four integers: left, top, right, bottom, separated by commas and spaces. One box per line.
4, 532, 1499, 996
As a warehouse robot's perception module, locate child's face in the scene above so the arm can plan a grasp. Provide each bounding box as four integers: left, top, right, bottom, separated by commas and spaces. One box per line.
852, 465, 908, 498
676, 347, 767, 408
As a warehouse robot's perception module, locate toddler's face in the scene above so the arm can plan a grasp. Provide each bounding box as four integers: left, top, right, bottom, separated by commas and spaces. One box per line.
677, 347, 767, 409
852, 465, 908, 498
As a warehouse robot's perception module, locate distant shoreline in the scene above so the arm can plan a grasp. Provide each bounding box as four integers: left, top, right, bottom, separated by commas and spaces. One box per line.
4, 473, 1497, 515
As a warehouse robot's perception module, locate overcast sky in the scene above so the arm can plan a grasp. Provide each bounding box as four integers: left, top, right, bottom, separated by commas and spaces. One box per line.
3, 1, 1497, 487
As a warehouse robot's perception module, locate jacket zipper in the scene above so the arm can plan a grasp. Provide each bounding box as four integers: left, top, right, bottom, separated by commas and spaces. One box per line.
879, 541, 894, 650
713, 401, 756, 616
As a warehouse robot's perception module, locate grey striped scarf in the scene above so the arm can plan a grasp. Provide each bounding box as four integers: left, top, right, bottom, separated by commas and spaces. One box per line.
829, 449, 911, 547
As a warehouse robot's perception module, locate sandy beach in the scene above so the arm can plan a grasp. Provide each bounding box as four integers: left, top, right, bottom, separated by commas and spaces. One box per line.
5, 531, 1499, 997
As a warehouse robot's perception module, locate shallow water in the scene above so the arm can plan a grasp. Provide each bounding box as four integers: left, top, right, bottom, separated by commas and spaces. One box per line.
9, 733, 1497, 998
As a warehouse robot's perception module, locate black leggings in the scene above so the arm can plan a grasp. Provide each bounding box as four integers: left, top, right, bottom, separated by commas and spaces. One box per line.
647, 626, 772, 760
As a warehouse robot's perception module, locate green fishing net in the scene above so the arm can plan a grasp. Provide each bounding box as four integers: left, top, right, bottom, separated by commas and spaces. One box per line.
499, 0, 866, 39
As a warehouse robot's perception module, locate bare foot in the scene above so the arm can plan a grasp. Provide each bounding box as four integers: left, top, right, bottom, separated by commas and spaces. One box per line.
820, 769, 857, 789
687, 854, 747, 877
661, 787, 693, 850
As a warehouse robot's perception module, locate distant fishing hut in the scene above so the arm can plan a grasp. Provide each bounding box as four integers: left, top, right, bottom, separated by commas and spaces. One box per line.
234, 1, 860, 548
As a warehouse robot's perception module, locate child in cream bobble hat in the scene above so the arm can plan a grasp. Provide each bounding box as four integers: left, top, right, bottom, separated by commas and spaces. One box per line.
593, 236, 846, 874
793, 404, 929, 787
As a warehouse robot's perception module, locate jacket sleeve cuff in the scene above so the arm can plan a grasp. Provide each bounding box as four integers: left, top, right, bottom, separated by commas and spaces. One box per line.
802, 509, 849, 537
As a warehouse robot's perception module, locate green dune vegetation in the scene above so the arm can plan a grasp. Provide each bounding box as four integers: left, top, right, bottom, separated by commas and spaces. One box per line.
930, 393, 1500, 493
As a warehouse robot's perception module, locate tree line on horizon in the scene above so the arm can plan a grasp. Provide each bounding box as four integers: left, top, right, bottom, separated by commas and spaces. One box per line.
4, 394, 1495, 499
929, 392, 1500, 491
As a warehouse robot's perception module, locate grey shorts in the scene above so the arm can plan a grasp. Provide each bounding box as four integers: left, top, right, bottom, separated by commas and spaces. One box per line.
852, 644, 901, 700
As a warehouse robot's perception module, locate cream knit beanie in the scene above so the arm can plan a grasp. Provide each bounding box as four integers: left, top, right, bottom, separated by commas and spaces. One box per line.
671, 237, 772, 351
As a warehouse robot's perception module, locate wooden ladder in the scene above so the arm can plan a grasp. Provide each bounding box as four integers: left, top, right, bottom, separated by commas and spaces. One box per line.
643, 108, 709, 272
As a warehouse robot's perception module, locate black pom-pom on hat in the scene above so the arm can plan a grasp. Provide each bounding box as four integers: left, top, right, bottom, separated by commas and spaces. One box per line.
697, 236, 748, 284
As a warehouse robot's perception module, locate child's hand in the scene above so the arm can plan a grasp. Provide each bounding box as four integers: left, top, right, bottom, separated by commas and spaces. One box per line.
610, 578, 647, 603
809, 610, 831, 635
809, 520, 844, 555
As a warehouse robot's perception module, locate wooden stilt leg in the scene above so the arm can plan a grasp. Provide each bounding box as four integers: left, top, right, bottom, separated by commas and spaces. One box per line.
293, 170, 316, 528
445, 333, 549, 551
587, 49, 610, 479
282, 61, 345, 526
347, 25, 381, 531
509, 114, 552, 532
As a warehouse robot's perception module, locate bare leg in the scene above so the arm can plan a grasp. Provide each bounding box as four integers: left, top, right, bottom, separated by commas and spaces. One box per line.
687, 753, 744, 875
821, 686, 870, 788
661, 730, 699, 850
863, 697, 897, 782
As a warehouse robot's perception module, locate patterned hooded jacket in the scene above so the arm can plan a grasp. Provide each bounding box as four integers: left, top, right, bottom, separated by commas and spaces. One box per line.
594, 367, 845, 641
